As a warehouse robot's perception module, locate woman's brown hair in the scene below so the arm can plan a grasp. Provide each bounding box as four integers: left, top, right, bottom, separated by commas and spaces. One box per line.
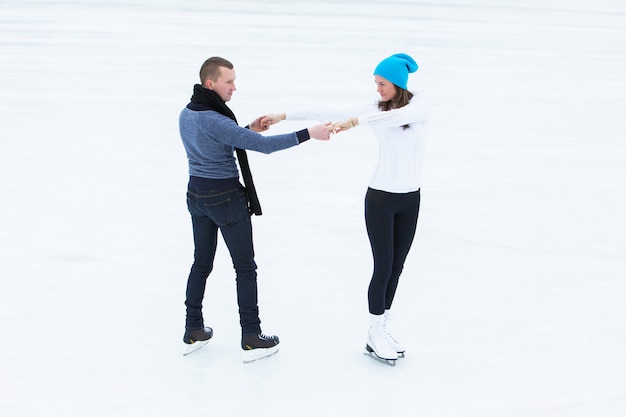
378, 88, 414, 130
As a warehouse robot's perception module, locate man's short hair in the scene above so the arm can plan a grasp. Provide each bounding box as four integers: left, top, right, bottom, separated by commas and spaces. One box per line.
200, 57, 233, 84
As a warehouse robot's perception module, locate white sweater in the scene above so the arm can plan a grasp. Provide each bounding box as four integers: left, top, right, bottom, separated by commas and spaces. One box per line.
287, 93, 429, 193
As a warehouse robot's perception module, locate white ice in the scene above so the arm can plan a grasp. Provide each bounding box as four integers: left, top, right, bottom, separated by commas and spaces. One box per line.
1, 1, 625, 416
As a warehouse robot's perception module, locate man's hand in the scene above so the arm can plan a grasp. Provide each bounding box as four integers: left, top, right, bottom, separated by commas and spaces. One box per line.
307, 122, 334, 141
248, 115, 271, 132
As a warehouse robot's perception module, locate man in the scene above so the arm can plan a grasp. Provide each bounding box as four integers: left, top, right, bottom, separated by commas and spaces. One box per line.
179, 56, 333, 363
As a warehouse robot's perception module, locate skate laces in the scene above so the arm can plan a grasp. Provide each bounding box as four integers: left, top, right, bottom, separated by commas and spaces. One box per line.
258, 333, 277, 342
242, 332, 279, 350
384, 313, 399, 341
385, 329, 399, 343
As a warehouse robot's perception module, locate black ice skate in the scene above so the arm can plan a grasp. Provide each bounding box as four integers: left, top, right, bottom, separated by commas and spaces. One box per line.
183, 326, 213, 356
241, 333, 279, 363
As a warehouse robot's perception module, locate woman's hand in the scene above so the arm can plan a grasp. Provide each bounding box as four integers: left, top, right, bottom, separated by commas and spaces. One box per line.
265, 113, 287, 127
333, 117, 357, 134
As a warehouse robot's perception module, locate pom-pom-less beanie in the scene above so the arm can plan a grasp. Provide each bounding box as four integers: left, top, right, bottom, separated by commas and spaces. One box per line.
373, 53, 418, 90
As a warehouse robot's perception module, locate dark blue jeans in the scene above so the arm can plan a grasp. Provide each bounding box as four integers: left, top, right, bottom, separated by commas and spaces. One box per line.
365, 188, 421, 315
185, 186, 261, 335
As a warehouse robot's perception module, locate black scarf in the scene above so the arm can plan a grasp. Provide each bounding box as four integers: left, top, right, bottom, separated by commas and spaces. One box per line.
189, 84, 262, 216
190, 84, 238, 122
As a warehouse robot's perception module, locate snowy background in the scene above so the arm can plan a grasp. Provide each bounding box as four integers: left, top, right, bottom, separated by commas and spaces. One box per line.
1, 0, 626, 416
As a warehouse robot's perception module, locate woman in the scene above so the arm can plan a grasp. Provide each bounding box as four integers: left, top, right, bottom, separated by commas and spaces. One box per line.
267, 53, 428, 363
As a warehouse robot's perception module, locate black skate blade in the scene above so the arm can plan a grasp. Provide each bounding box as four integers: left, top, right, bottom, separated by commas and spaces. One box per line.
364, 345, 397, 366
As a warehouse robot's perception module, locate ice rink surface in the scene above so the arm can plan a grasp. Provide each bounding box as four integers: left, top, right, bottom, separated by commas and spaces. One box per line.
1, 1, 625, 416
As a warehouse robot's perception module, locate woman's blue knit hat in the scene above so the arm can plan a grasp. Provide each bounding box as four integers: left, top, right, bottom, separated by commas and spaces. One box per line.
373, 53, 418, 90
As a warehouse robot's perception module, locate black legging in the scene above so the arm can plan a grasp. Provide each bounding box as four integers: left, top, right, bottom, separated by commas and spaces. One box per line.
365, 188, 421, 315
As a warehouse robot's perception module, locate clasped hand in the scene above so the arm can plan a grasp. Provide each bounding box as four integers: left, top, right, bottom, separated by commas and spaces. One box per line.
249, 113, 355, 139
